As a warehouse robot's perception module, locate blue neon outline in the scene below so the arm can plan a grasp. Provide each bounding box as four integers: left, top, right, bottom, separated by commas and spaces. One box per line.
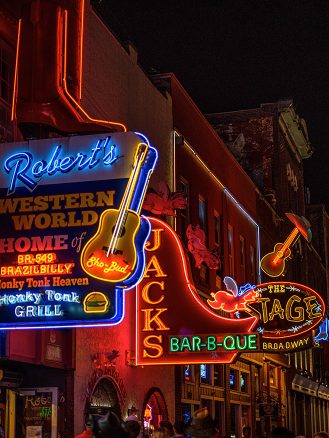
314, 318, 329, 342
0, 132, 158, 329
134, 132, 150, 146
3, 136, 120, 195
0, 287, 125, 330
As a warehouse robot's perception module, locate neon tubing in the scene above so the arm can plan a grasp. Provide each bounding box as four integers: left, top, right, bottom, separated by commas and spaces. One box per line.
63, 10, 127, 132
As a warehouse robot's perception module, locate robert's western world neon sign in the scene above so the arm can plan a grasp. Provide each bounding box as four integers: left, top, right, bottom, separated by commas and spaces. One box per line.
0, 132, 157, 329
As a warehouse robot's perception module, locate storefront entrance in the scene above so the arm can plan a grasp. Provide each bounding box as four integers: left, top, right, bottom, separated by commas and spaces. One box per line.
86, 377, 121, 418
142, 388, 168, 436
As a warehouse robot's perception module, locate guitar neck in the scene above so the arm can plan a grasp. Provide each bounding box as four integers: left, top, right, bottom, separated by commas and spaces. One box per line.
281, 227, 299, 252
273, 227, 299, 262
107, 144, 148, 254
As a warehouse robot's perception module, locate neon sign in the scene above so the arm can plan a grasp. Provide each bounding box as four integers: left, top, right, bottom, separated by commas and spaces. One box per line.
4, 137, 120, 195
136, 218, 326, 362
261, 213, 312, 277
247, 281, 325, 351
136, 217, 258, 365
81, 143, 151, 285
169, 334, 259, 353
0, 132, 157, 329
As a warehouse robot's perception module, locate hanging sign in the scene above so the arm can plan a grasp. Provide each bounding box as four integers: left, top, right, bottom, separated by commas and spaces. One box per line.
0, 132, 157, 329
136, 217, 259, 365
136, 218, 325, 364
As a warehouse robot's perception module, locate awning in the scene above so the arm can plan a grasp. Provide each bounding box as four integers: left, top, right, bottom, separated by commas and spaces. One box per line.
292, 374, 319, 396
318, 384, 329, 401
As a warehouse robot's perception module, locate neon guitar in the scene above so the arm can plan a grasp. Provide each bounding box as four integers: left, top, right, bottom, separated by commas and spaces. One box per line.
260, 212, 312, 277
81, 143, 151, 283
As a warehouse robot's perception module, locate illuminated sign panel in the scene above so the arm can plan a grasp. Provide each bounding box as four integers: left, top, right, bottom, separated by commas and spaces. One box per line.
136, 218, 259, 365
248, 281, 325, 352
0, 132, 157, 329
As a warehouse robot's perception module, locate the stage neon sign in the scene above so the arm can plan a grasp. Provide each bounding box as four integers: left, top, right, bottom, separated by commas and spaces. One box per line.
247, 281, 325, 351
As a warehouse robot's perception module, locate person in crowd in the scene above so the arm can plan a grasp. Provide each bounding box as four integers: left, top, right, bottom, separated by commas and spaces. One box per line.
126, 406, 139, 422
173, 420, 186, 437
185, 407, 219, 438
126, 420, 141, 438
270, 427, 294, 438
313, 433, 329, 438
153, 426, 172, 438
160, 420, 175, 437
94, 411, 128, 438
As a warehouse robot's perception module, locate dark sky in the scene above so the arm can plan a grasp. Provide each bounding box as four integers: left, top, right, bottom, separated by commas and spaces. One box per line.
94, 0, 329, 210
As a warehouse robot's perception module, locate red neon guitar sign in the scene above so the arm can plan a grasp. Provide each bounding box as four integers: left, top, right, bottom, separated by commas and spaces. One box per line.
260, 213, 312, 277
81, 143, 149, 283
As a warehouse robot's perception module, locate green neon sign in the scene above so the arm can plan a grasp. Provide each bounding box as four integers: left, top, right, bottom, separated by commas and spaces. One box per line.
169, 334, 258, 353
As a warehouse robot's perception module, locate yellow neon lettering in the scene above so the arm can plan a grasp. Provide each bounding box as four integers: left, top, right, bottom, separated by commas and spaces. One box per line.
268, 299, 285, 321
143, 335, 163, 358
145, 228, 164, 252
141, 308, 170, 331
258, 297, 271, 323
144, 255, 167, 278
142, 281, 165, 305
285, 295, 304, 322
304, 296, 322, 318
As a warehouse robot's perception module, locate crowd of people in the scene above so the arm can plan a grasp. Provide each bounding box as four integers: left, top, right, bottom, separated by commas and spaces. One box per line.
75, 406, 329, 438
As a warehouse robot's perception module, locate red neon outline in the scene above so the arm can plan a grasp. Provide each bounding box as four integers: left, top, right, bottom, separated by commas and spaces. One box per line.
63, 10, 127, 132
11, 19, 22, 121
136, 217, 258, 366
255, 281, 325, 339
78, 0, 85, 100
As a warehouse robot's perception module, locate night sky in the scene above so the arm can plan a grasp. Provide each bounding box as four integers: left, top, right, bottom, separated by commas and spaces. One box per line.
93, 0, 329, 210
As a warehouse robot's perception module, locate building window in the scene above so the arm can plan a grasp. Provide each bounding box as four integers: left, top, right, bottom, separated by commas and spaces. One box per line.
239, 235, 246, 282
201, 398, 212, 414
228, 224, 234, 276
229, 369, 238, 390
240, 372, 248, 392
178, 177, 189, 244
214, 364, 223, 387
214, 212, 221, 246
199, 262, 209, 284
181, 403, 192, 425
199, 196, 208, 237
249, 245, 256, 285
200, 364, 211, 385
214, 400, 223, 433
269, 366, 278, 387
214, 212, 222, 288
184, 365, 194, 383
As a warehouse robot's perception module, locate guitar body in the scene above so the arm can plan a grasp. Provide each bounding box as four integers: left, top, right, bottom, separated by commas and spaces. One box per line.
81, 208, 140, 282
120, 215, 151, 288
260, 243, 291, 277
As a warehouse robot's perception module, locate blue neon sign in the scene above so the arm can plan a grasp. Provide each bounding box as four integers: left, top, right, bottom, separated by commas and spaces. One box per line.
0, 132, 158, 329
4, 136, 120, 195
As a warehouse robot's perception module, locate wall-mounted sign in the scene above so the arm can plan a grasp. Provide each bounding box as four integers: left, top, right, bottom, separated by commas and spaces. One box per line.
136, 218, 325, 364
260, 212, 311, 277
247, 281, 325, 352
0, 132, 157, 329
136, 218, 259, 365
